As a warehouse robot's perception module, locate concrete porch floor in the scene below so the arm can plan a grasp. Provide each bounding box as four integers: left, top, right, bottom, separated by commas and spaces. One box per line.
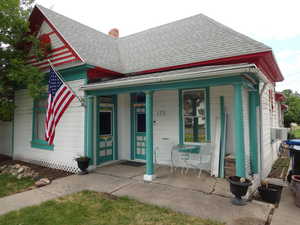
95, 162, 238, 198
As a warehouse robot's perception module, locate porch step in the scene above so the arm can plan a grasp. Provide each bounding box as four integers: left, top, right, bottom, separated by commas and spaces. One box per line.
224, 155, 236, 178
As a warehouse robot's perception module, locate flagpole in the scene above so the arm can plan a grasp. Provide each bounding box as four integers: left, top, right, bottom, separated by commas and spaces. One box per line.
47, 60, 85, 107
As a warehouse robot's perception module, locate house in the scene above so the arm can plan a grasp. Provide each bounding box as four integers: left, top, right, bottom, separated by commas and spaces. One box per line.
0, 4, 288, 183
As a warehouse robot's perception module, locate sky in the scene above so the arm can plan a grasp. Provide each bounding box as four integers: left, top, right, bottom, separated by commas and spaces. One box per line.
35, 0, 300, 92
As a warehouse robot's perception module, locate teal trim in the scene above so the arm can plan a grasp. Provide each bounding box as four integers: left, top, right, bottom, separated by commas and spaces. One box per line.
44, 64, 89, 82
219, 96, 225, 178
145, 91, 154, 175
205, 87, 211, 141
233, 84, 246, 177
31, 140, 54, 150
178, 90, 183, 145
130, 94, 134, 160
86, 96, 94, 165
178, 147, 200, 154
249, 91, 259, 174
87, 76, 246, 96
31, 97, 54, 150
113, 95, 118, 160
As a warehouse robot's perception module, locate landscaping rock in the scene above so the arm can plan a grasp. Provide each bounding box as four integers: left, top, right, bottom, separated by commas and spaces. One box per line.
15, 164, 21, 169
0, 164, 41, 181
35, 178, 51, 187
17, 167, 24, 174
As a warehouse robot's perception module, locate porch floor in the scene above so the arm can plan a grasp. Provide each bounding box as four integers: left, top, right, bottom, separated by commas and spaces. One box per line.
95, 162, 232, 198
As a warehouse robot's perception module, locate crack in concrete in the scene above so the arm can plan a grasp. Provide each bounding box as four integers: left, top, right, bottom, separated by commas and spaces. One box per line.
109, 181, 136, 195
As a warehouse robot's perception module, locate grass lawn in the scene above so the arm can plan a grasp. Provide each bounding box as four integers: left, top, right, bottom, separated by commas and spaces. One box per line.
292, 126, 300, 138
0, 174, 34, 198
0, 191, 223, 225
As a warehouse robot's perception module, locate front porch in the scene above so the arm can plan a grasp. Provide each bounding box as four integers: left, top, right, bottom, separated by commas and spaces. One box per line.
82, 64, 262, 182
95, 162, 232, 197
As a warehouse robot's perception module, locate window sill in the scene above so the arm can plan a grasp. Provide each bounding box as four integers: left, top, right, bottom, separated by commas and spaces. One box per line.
31, 140, 54, 151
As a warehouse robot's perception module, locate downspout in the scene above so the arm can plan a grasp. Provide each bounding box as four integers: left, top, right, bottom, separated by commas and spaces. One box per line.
259, 82, 268, 180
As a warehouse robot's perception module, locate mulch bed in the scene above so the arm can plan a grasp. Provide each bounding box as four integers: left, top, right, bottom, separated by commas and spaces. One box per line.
0, 155, 72, 181
268, 146, 290, 180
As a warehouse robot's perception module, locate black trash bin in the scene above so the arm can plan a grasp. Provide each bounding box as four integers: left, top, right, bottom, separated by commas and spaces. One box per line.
286, 139, 300, 182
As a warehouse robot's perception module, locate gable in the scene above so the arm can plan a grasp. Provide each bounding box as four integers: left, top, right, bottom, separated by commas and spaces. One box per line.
27, 13, 83, 70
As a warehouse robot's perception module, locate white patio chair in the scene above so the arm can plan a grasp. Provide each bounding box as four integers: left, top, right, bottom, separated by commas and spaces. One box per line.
186, 144, 212, 177
171, 145, 191, 175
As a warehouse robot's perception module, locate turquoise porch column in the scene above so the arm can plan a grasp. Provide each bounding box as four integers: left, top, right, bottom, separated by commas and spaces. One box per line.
144, 91, 154, 181
86, 96, 94, 165
233, 84, 246, 177
249, 91, 259, 174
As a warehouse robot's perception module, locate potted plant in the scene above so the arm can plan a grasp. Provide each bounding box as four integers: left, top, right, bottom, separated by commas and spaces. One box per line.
258, 180, 283, 204
228, 176, 252, 205
75, 156, 90, 175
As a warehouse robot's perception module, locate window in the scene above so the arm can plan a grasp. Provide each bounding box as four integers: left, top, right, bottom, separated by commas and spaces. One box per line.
31, 97, 53, 150
182, 89, 206, 143
99, 111, 112, 135
137, 113, 146, 132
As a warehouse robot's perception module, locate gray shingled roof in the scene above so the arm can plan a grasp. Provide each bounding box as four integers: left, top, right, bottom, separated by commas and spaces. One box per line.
36, 5, 271, 74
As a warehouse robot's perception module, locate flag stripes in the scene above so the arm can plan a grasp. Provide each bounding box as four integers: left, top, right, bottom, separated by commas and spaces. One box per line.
45, 65, 75, 145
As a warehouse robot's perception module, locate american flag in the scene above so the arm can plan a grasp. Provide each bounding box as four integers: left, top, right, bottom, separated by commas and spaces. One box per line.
45, 65, 76, 145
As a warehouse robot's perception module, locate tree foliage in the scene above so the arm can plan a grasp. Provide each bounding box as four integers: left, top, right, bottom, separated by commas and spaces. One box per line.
282, 89, 300, 127
0, 0, 44, 121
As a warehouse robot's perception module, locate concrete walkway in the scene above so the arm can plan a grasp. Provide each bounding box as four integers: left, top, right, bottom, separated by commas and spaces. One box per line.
271, 187, 300, 225
0, 165, 273, 225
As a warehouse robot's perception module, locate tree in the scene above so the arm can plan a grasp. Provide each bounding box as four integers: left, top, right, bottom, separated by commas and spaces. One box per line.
0, 0, 44, 121
282, 89, 300, 127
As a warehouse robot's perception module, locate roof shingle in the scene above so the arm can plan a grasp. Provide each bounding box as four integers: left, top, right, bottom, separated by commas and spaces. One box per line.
36, 5, 271, 75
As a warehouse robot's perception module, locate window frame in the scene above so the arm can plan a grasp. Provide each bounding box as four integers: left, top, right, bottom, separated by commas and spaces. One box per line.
31, 96, 54, 150
180, 88, 210, 145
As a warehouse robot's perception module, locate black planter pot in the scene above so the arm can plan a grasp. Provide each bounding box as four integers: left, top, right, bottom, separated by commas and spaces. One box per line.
258, 184, 283, 204
228, 176, 252, 206
75, 157, 90, 175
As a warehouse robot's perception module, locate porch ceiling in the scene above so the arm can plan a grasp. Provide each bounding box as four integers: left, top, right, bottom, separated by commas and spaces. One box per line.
81, 63, 260, 93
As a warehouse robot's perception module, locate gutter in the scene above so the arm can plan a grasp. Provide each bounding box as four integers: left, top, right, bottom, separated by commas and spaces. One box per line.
81, 64, 261, 91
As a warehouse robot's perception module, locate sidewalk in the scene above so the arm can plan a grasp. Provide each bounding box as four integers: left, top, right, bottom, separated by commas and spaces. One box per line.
271, 187, 300, 225
0, 170, 273, 225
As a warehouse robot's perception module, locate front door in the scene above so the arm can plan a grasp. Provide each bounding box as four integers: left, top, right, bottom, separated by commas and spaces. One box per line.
97, 96, 115, 164
134, 105, 146, 160
132, 93, 146, 160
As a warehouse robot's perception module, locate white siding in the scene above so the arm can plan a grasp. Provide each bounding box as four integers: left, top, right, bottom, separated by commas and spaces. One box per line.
0, 121, 12, 156
260, 82, 279, 178
13, 80, 85, 172
210, 85, 234, 155
117, 93, 131, 160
